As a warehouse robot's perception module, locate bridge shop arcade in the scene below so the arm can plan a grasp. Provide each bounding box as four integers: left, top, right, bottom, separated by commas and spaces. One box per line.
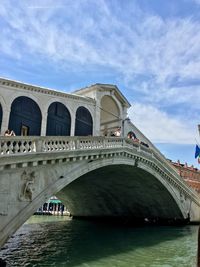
0, 78, 131, 138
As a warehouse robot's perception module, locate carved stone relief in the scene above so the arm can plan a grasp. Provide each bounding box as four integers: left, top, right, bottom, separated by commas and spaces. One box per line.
19, 171, 36, 201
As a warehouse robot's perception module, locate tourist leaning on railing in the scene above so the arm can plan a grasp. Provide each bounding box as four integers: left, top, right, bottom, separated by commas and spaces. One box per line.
4, 129, 16, 136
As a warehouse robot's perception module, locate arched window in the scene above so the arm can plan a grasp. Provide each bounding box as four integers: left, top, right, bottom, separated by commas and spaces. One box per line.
75, 106, 93, 136
9, 96, 42, 136
100, 95, 120, 125
100, 95, 120, 136
46, 102, 71, 136
0, 103, 2, 133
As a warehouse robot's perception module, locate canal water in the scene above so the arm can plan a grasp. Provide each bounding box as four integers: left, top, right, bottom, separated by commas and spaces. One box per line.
0, 216, 198, 267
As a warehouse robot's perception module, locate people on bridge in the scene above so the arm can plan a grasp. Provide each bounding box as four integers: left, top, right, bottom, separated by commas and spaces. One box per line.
114, 127, 121, 137
140, 141, 149, 148
127, 131, 150, 148
4, 129, 15, 136
127, 131, 139, 143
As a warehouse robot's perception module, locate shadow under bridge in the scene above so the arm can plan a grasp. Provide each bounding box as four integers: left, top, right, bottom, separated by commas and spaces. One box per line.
57, 164, 184, 224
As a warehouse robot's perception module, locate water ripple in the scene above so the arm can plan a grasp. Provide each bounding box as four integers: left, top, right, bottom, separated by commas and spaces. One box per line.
0, 216, 198, 267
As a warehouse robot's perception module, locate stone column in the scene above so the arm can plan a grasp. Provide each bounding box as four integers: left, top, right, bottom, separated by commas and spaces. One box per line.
40, 111, 47, 136
122, 106, 128, 137
1, 107, 10, 135
95, 98, 101, 136
70, 112, 76, 136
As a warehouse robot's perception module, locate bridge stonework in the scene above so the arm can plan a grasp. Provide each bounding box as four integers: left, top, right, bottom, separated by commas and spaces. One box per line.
0, 78, 200, 249
0, 136, 200, 248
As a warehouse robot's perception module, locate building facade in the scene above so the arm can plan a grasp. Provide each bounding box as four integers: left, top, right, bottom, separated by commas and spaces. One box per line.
171, 160, 200, 193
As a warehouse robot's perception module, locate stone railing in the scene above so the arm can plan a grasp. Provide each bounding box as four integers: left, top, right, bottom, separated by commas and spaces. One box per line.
0, 136, 127, 155
0, 136, 155, 155
0, 136, 38, 155
0, 136, 190, 177
0, 136, 192, 181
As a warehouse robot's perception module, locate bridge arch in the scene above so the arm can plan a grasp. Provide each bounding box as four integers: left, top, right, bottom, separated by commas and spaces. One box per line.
17, 157, 186, 223
55, 159, 186, 220
0, 151, 196, 248
9, 96, 42, 135
75, 106, 93, 136
46, 102, 71, 136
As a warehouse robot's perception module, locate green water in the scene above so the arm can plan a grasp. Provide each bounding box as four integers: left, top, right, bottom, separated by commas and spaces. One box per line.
0, 216, 198, 267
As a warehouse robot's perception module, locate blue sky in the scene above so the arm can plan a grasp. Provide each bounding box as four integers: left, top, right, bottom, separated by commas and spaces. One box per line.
0, 0, 200, 167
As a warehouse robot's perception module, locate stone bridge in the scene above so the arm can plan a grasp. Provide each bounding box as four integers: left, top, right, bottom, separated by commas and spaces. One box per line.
0, 136, 200, 248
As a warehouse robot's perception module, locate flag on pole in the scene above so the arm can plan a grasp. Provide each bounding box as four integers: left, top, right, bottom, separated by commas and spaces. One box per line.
195, 145, 200, 158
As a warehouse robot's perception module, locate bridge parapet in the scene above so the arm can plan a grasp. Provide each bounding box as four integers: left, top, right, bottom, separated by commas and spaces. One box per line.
0, 136, 126, 155
0, 136, 150, 155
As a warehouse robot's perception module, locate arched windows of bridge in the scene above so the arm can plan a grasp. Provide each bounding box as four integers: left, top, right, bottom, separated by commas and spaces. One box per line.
46, 102, 71, 136
2, 96, 93, 136
9, 96, 42, 136
75, 106, 93, 136
100, 95, 121, 136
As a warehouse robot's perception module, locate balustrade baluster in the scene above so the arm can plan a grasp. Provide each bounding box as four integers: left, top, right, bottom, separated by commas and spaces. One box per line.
46, 141, 51, 152
8, 141, 13, 154
19, 141, 25, 153
57, 140, 61, 150
15, 142, 20, 153
62, 140, 66, 150
2, 141, 7, 155
29, 141, 33, 152
64, 141, 69, 150
75, 139, 79, 150
24, 141, 29, 153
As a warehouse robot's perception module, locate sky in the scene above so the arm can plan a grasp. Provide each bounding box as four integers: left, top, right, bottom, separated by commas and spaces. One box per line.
0, 0, 200, 167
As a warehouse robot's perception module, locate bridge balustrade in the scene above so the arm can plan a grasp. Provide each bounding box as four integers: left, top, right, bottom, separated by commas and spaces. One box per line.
0, 137, 37, 155
0, 136, 130, 155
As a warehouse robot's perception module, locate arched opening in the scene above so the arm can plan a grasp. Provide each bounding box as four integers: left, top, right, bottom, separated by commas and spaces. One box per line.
9, 96, 42, 136
0, 103, 2, 133
46, 102, 71, 136
100, 95, 121, 136
57, 164, 184, 221
75, 106, 93, 136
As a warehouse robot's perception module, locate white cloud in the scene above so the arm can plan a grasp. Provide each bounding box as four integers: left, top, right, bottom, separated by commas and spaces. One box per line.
128, 103, 197, 145
1, 1, 200, 90
192, 0, 200, 5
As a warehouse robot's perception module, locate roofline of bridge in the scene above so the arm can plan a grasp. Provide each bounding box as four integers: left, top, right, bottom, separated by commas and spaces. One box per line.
73, 83, 131, 108
0, 77, 95, 104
